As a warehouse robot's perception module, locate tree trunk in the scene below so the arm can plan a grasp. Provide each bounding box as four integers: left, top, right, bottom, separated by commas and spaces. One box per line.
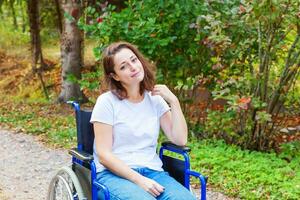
58, 0, 87, 103
53, 0, 63, 34
27, 0, 49, 100
267, 33, 300, 114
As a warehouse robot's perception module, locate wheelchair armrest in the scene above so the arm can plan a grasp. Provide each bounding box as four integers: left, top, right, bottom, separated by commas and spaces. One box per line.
69, 148, 94, 162
161, 141, 191, 153
67, 101, 80, 111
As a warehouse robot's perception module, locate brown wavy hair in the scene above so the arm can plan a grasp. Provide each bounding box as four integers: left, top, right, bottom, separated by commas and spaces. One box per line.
102, 41, 155, 99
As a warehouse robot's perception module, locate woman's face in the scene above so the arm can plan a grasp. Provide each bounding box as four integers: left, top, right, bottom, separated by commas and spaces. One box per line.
112, 48, 145, 87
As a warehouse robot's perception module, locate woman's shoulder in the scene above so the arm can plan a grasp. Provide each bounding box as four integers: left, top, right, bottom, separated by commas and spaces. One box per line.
96, 91, 119, 103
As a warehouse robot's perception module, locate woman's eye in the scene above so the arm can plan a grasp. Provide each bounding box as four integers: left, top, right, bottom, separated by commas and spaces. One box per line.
120, 65, 125, 70
132, 57, 138, 62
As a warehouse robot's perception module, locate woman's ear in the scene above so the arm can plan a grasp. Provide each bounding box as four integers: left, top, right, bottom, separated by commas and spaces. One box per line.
110, 73, 120, 81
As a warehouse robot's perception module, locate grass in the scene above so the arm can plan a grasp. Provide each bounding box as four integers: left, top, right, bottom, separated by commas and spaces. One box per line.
189, 139, 300, 199
0, 97, 77, 149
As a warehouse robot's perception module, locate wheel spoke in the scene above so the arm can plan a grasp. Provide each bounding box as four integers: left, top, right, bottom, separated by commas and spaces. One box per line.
47, 166, 85, 200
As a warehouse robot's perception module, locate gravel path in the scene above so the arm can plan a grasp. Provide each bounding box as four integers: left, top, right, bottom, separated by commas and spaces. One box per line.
0, 129, 69, 200
0, 129, 232, 200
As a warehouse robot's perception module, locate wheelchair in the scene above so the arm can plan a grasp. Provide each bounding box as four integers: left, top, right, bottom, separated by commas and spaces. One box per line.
47, 102, 207, 200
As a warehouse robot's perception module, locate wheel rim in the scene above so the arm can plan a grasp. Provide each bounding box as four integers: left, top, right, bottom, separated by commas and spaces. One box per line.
55, 175, 73, 200
48, 166, 84, 200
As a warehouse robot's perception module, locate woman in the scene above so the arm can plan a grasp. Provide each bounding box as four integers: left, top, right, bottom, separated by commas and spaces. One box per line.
90, 41, 196, 200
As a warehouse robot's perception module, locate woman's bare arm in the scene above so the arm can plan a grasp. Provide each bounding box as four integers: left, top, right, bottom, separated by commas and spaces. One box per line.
151, 85, 188, 146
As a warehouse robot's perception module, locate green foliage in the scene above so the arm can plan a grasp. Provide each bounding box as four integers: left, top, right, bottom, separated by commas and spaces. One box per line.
81, 0, 213, 85
279, 141, 300, 162
78, 70, 103, 91
190, 139, 300, 199
284, 81, 300, 113
206, 110, 236, 137
195, 0, 256, 71
194, 0, 300, 150
0, 21, 29, 50
39, 0, 61, 40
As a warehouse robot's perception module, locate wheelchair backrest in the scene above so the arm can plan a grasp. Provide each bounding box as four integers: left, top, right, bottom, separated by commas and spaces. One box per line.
75, 109, 94, 154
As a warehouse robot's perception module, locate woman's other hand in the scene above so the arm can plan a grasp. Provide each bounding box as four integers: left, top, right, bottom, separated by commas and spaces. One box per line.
151, 84, 178, 104
152, 84, 188, 146
135, 176, 165, 197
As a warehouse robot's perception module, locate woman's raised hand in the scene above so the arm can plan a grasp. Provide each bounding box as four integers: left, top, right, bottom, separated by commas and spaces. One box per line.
151, 84, 178, 104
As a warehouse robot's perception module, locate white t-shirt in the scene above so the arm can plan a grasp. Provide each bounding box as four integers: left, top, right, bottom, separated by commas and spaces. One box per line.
90, 91, 170, 173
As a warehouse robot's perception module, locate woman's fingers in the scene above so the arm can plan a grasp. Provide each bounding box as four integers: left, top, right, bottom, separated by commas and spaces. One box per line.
155, 183, 165, 193
149, 183, 164, 197
151, 84, 177, 103
136, 176, 165, 197
151, 85, 166, 95
149, 187, 160, 197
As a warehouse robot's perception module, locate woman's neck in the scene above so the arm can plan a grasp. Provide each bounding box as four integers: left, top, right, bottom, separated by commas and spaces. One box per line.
125, 85, 144, 103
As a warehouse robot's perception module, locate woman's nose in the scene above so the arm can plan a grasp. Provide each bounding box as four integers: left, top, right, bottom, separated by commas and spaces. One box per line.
129, 63, 137, 71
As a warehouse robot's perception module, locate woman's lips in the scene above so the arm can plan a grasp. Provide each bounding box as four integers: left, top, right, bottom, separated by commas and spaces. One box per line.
131, 71, 140, 77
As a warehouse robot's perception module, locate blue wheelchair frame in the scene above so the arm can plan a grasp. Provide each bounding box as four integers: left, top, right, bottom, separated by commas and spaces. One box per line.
68, 102, 207, 200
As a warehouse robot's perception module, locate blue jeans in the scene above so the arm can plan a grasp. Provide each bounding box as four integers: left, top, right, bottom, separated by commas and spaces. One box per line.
96, 167, 196, 200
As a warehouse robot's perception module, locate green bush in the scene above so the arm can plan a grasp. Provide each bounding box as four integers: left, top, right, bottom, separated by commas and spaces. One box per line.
192, 0, 300, 150
279, 141, 300, 162
81, 0, 215, 85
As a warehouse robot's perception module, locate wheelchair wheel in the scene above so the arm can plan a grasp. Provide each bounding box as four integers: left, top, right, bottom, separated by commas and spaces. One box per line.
48, 166, 86, 200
